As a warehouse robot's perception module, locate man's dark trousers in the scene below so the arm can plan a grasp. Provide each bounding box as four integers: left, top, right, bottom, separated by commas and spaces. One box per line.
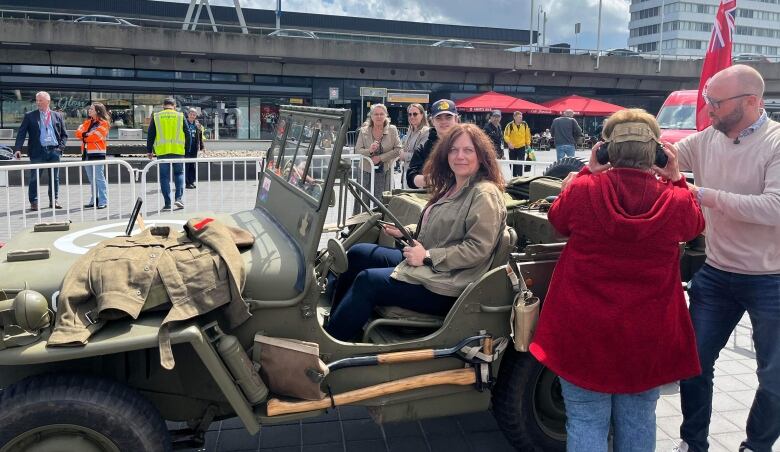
28, 147, 62, 204
680, 264, 780, 452
185, 144, 198, 186
509, 146, 526, 177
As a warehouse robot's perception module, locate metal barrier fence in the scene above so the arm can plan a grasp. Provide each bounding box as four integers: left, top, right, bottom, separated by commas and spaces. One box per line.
138, 157, 262, 216
0, 155, 560, 245
0, 160, 137, 242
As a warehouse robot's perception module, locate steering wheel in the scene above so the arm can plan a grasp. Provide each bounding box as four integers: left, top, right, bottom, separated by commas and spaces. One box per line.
347, 179, 416, 247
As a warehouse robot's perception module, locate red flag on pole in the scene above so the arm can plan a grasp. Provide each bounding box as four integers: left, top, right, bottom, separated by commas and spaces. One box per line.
696, 0, 737, 131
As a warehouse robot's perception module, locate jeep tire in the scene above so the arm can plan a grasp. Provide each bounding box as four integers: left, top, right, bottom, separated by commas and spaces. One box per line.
542, 157, 586, 180
0, 374, 171, 452
492, 348, 566, 452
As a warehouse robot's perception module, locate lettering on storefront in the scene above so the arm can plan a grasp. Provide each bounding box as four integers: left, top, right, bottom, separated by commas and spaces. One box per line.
52, 96, 90, 111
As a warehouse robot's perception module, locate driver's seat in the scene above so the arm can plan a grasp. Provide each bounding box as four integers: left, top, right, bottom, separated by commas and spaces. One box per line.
362, 226, 517, 343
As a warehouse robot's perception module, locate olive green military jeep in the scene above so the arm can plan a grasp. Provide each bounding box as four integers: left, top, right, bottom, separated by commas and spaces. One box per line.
0, 106, 705, 452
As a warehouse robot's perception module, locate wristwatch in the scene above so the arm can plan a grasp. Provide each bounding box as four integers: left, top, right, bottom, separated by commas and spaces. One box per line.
423, 250, 433, 267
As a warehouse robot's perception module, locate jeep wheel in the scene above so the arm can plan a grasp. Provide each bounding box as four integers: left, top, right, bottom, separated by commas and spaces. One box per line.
542, 157, 586, 179
0, 374, 171, 452
492, 348, 566, 452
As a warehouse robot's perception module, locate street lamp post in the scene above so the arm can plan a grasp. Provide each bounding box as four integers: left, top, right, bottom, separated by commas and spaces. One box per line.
529, 0, 535, 65
595, 0, 603, 69
657, 0, 666, 72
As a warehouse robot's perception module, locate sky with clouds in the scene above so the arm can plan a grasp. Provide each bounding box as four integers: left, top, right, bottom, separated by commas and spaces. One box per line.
164, 0, 632, 50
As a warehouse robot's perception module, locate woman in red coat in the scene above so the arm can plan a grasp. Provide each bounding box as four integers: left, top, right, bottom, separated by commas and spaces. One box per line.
529, 109, 704, 452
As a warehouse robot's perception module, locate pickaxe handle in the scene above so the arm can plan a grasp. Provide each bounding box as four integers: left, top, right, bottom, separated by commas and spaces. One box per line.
266, 368, 475, 416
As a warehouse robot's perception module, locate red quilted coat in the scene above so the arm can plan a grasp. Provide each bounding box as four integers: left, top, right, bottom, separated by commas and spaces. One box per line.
529, 167, 705, 393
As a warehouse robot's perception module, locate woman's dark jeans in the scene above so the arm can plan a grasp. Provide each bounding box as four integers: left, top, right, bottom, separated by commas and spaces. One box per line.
326, 243, 456, 341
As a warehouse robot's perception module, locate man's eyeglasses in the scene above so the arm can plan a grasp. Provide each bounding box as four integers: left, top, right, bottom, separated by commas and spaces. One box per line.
703, 93, 755, 110
408, 112, 421, 117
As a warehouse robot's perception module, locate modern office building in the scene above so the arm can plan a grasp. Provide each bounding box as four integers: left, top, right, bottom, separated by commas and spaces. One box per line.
628, 0, 780, 58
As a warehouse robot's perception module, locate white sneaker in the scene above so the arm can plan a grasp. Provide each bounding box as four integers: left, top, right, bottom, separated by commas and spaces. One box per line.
672, 441, 689, 452
174, 200, 184, 209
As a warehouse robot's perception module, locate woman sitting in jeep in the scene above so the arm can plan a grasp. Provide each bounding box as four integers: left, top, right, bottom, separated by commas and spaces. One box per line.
326, 124, 507, 341
529, 109, 704, 452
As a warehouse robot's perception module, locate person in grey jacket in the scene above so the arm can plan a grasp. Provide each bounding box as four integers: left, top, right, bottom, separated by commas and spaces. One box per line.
551, 109, 582, 161
326, 124, 507, 341
353, 104, 402, 213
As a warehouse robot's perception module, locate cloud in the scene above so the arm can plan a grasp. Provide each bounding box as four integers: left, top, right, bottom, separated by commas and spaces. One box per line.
161, 0, 630, 49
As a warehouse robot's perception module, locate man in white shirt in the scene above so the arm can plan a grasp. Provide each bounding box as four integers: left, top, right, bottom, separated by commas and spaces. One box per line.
671, 65, 780, 452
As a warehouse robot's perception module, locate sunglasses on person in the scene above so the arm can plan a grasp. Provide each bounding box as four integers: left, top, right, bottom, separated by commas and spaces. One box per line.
408, 112, 421, 117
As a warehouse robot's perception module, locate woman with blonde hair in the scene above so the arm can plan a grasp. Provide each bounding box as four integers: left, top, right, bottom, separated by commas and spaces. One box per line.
75, 103, 111, 209
353, 104, 402, 212
529, 109, 704, 452
327, 123, 506, 341
399, 103, 430, 188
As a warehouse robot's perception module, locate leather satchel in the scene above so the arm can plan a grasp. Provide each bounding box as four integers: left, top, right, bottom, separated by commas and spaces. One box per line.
253, 335, 329, 400
505, 259, 540, 352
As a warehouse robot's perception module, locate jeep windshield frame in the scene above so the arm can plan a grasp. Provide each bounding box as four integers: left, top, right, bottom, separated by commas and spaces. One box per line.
257, 106, 351, 261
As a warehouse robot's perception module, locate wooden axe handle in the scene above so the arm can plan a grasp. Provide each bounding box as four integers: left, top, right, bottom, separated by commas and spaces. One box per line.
266, 368, 475, 416
376, 349, 435, 364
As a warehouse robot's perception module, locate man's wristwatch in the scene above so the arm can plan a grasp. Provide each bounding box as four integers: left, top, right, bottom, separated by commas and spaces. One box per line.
423, 250, 433, 267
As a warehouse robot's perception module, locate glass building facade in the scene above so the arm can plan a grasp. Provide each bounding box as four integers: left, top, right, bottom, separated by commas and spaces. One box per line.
0, 63, 661, 139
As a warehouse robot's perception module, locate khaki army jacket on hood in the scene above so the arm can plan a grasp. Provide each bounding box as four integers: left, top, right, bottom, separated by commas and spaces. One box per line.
392, 179, 507, 297
48, 218, 253, 369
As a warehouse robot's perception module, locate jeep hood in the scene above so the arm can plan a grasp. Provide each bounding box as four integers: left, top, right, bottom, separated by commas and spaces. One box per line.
0, 209, 303, 305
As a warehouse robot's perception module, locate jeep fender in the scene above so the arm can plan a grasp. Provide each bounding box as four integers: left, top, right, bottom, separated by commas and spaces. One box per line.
0, 314, 260, 435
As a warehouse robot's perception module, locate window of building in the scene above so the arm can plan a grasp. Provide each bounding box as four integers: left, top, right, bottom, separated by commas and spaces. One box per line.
630, 24, 659, 37
95, 68, 136, 78
630, 6, 660, 20
133, 94, 168, 135
211, 73, 238, 82
91, 92, 134, 139
637, 42, 657, 52
176, 71, 211, 81
53, 66, 96, 76
136, 70, 176, 80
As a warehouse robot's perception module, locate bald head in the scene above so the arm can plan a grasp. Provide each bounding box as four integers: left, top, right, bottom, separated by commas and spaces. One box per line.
709, 64, 765, 99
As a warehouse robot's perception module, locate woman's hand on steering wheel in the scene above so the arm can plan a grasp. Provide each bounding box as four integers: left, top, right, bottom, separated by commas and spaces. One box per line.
382, 224, 404, 238
403, 240, 427, 266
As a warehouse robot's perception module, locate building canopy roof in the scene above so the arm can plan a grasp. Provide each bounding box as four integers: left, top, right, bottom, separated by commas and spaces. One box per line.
541, 94, 625, 117
457, 91, 553, 114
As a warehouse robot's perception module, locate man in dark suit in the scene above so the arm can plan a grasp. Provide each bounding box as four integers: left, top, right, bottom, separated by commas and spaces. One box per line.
14, 91, 68, 211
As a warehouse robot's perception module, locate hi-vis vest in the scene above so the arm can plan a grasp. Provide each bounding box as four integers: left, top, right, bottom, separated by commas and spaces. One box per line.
153, 110, 185, 156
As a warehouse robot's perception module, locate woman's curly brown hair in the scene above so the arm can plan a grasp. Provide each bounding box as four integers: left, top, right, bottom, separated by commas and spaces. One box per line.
423, 123, 505, 203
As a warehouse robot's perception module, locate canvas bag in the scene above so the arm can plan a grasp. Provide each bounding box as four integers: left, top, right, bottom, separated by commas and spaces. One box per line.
505, 259, 540, 352
253, 335, 329, 400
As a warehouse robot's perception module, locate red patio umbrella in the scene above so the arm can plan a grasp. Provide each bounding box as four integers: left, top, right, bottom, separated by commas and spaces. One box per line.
457, 91, 553, 114
541, 95, 625, 116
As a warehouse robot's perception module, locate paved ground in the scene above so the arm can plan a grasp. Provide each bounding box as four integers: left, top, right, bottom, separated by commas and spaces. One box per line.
178, 314, 776, 452
2, 148, 776, 451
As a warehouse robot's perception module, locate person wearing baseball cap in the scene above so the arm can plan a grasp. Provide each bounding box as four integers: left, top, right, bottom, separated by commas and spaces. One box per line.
406, 99, 459, 188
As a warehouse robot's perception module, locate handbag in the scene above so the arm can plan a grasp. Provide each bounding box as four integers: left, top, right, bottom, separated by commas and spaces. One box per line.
505, 258, 540, 352
253, 335, 329, 400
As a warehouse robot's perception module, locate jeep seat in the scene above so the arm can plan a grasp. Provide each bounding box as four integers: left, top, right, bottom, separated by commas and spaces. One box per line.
363, 226, 517, 343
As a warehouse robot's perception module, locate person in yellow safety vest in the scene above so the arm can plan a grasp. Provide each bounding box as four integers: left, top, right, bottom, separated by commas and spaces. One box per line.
146, 97, 187, 210
503, 111, 532, 178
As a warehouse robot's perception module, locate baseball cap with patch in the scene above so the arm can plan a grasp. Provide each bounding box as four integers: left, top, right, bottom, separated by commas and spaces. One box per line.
430, 99, 458, 117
